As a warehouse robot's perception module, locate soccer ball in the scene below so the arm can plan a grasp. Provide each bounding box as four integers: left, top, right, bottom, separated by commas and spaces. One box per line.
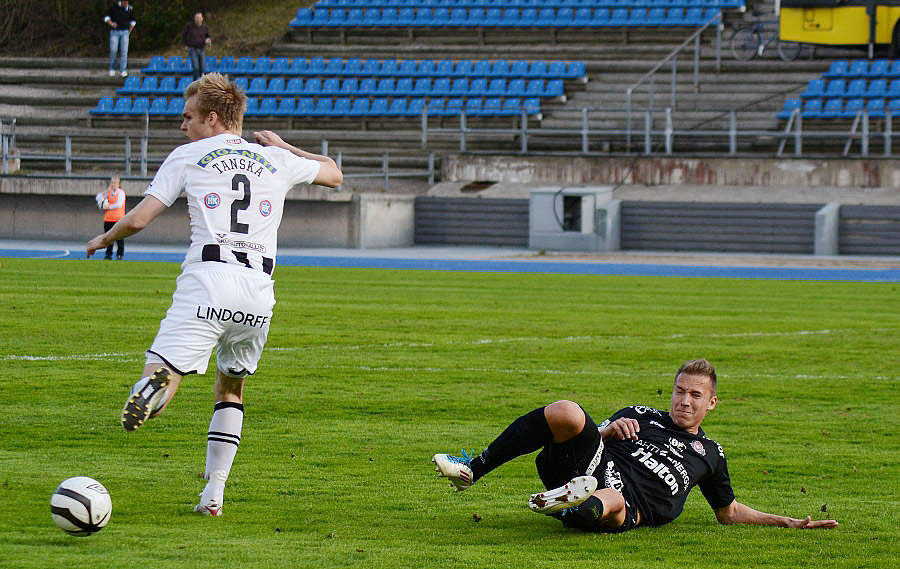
95, 192, 108, 210
50, 476, 112, 536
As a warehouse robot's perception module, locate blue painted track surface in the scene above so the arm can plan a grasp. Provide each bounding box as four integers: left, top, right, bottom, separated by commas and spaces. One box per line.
2, 244, 899, 281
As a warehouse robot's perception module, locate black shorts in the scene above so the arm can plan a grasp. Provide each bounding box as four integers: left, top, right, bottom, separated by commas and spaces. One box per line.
535, 409, 640, 534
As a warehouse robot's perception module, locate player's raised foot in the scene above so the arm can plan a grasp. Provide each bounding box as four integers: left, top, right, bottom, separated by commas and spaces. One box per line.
193, 470, 227, 516
121, 368, 170, 431
529, 475, 598, 514
432, 451, 475, 492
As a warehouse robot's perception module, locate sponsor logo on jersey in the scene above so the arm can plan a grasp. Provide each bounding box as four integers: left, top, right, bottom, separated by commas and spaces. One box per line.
691, 440, 706, 456
226, 138, 242, 144
667, 437, 686, 457
633, 406, 662, 416
204, 193, 221, 208
259, 200, 272, 216
196, 305, 270, 328
630, 447, 680, 495
649, 420, 664, 429
604, 460, 625, 492
197, 148, 277, 174
214, 233, 267, 253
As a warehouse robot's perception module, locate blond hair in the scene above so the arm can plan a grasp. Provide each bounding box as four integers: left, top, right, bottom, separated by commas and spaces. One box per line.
675, 359, 717, 395
184, 72, 246, 133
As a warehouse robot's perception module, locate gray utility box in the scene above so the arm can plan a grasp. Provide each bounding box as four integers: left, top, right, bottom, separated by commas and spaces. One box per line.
529, 187, 620, 252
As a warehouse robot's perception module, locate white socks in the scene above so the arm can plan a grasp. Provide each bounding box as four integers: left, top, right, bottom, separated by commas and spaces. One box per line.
202, 402, 244, 502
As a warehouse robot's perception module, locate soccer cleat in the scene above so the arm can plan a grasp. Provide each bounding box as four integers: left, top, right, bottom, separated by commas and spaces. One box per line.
120, 71, 128, 77
108, 69, 116, 77
193, 470, 227, 516
432, 451, 475, 492
528, 475, 598, 514
121, 368, 170, 431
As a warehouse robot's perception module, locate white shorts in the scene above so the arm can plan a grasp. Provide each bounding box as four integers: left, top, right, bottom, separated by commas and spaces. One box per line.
147, 262, 275, 377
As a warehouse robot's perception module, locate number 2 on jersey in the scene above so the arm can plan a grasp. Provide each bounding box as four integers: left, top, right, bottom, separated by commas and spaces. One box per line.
230, 174, 251, 234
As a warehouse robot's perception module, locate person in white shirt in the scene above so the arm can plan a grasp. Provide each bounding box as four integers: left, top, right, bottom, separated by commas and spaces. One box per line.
87, 72, 343, 516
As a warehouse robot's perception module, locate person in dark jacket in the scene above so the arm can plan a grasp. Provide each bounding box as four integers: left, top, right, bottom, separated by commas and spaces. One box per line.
105, 0, 136, 77
182, 12, 212, 80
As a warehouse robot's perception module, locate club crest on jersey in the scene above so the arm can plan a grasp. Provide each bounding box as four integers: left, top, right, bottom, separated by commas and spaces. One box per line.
691, 440, 706, 456
204, 193, 221, 208
259, 200, 272, 216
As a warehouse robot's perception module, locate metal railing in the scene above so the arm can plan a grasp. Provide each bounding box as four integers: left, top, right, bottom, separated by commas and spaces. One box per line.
0, 125, 435, 188
625, 11, 723, 150
422, 106, 900, 157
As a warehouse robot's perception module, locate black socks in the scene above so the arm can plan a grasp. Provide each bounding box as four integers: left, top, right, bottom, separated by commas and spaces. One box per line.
469, 407, 553, 482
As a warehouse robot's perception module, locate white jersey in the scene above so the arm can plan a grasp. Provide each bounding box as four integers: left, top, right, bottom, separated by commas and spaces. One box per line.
146, 133, 320, 275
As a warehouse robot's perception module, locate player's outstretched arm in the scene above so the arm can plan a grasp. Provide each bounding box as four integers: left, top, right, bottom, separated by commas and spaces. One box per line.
714, 500, 838, 529
86, 195, 168, 257
253, 130, 343, 188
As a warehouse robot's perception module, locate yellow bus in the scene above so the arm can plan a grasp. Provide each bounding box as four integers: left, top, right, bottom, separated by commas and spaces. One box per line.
780, 0, 900, 54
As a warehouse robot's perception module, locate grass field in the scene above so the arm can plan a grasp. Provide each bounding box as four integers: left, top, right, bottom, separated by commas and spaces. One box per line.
0, 257, 897, 568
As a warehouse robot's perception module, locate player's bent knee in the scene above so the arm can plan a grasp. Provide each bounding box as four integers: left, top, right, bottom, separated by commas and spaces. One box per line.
544, 400, 586, 441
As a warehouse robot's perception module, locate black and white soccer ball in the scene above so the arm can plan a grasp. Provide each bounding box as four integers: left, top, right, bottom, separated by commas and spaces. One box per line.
50, 476, 112, 536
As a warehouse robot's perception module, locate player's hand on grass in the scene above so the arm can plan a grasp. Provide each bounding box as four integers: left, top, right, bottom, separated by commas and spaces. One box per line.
787, 516, 839, 529
86, 236, 105, 258
600, 418, 640, 442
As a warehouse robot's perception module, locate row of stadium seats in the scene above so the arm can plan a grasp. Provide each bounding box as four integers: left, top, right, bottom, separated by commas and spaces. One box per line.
313, 0, 742, 7
288, 5, 721, 27
119, 76, 565, 99
822, 59, 900, 79
90, 96, 542, 118
777, 97, 900, 119
141, 56, 586, 80
800, 78, 900, 100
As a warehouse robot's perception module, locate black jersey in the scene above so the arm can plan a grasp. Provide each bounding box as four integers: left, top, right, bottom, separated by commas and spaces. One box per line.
598, 406, 735, 527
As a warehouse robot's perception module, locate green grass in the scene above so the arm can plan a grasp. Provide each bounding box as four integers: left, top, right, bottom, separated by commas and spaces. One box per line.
0, 258, 897, 568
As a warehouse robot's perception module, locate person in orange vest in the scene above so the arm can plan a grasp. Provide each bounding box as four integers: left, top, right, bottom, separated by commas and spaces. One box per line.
96, 176, 127, 259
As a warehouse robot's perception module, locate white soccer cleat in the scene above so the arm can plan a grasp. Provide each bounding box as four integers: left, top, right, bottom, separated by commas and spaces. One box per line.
121, 368, 170, 431
432, 452, 474, 492
193, 470, 227, 516
108, 69, 116, 77
528, 475, 598, 514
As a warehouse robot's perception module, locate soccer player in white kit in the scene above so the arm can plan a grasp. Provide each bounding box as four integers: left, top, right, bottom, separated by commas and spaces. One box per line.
87, 73, 343, 516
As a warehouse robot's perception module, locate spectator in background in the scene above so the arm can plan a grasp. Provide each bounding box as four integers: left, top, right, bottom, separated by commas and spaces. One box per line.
96, 176, 127, 259
182, 12, 212, 80
105, 0, 136, 77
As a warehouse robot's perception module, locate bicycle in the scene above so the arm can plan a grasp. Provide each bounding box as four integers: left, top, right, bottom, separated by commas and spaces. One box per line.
730, 19, 802, 62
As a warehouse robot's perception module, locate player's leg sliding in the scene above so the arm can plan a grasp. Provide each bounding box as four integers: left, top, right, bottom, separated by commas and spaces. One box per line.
194, 401, 244, 516
529, 475, 598, 514
433, 407, 555, 490
121, 368, 171, 431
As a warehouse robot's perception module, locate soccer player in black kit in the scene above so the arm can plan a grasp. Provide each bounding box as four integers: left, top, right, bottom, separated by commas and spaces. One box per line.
433, 359, 838, 532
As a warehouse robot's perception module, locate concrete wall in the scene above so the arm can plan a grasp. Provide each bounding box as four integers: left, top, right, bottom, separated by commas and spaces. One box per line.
442, 155, 900, 189
0, 176, 415, 248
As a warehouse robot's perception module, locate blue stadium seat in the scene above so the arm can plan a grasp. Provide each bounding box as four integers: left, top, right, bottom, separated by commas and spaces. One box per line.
509, 60, 529, 77
325, 57, 344, 75
333, 97, 353, 115
295, 97, 315, 116
776, 98, 801, 120
244, 98, 259, 116
556, 7, 575, 26
358, 78, 377, 95
452, 60, 474, 77
448, 7, 468, 26
824, 79, 846, 98
176, 77, 192, 94
346, 8, 365, 26
349, 98, 371, 117
573, 7, 594, 26
465, 8, 486, 26
842, 97, 865, 118
272, 57, 291, 75
666, 7, 687, 25
408, 98, 426, 116
129, 97, 150, 115
866, 98, 885, 117
546, 61, 567, 79
89, 97, 114, 115
302, 79, 323, 96
380, 59, 400, 76
166, 98, 184, 116
801, 78, 825, 98
117, 76, 142, 95
426, 98, 445, 116
488, 78, 507, 96
646, 7, 666, 25
609, 7, 629, 25
339, 78, 359, 96
361, 59, 381, 76
473, 60, 492, 76
311, 7, 330, 26
491, 60, 511, 78
627, 8, 648, 25
886, 98, 900, 116
445, 98, 464, 115
820, 98, 844, 118
376, 78, 396, 96
288, 58, 307, 75
417, 59, 436, 77
469, 77, 489, 96
397, 7, 415, 25
387, 98, 408, 116
431, 77, 451, 96
266, 78, 286, 96
801, 98, 822, 118
370, 98, 390, 115
111, 98, 132, 115
865, 79, 887, 98
325, 8, 347, 27
435, 59, 454, 76
525, 79, 546, 97
362, 7, 382, 26
343, 58, 363, 76
501, 97, 524, 116
483, 7, 503, 26
823, 60, 849, 78
286, 78, 305, 95
274, 98, 297, 116
290, 8, 313, 27
506, 78, 527, 96
258, 97, 277, 115
235, 57, 254, 74
566, 61, 586, 79
431, 8, 451, 26
251, 58, 273, 75
499, 7, 521, 27
450, 78, 469, 95
247, 78, 268, 95
866, 59, 890, 78
307, 57, 326, 74
322, 78, 342, 95
527, 61, 549, 79
218, 56, 236, 73
413, 7, 433, 26
399, 59, 417, 76
412, 78, 431, 96
172, 57, 191, 74
524, 97, 541, 116
143, 56, 165, 74
379, 7, 399, 26
395, 77, 414, 95
847, 60, 869, 78
846, 79, 866, 98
